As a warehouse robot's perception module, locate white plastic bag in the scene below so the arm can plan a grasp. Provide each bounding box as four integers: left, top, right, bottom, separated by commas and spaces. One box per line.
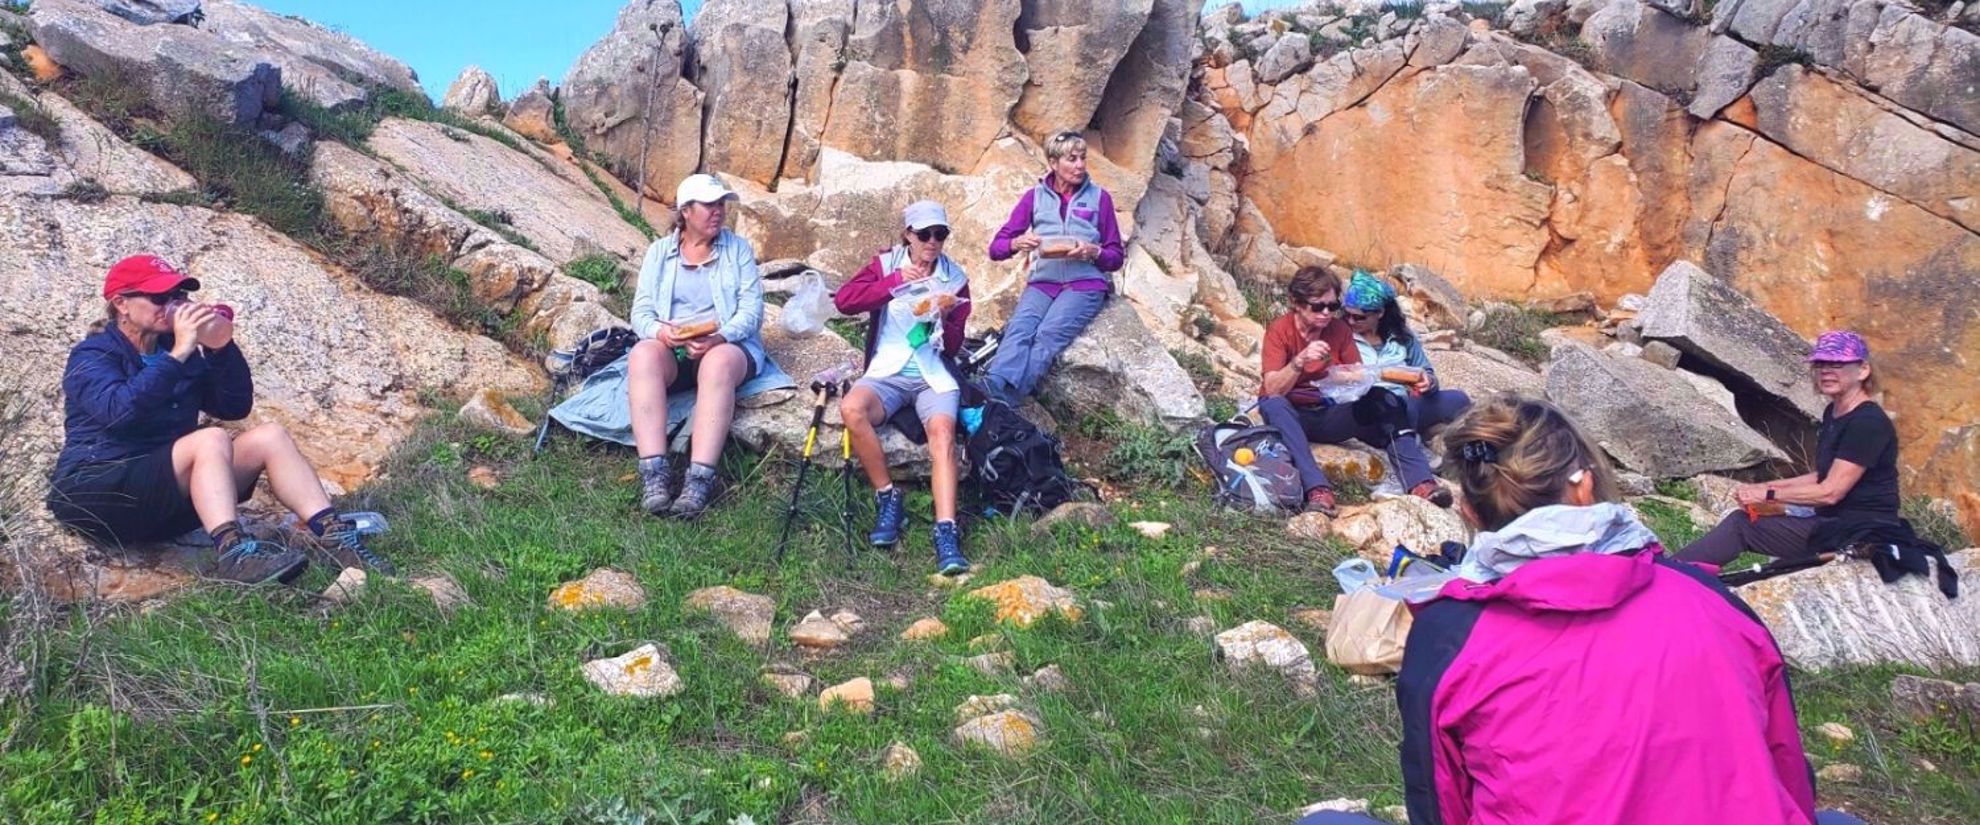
1315, 363, 1375, 404
781, 270, 830, 338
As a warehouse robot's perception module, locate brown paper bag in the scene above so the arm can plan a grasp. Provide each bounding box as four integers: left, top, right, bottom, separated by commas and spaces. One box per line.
1325, 588, 1414, 675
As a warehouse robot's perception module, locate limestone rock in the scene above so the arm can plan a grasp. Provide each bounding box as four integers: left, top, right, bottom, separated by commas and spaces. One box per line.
1817, 721, 1856, 743
460, 388, 533, 437
1332, 496, 1472, 561
1041, 299, 1207, 429
200, 0, 422, 110
561, 0, 700, 202
1816, 763, 1862, 784
1033, 501, 1117, 533
1300, 799, 1372, 815
0, 71, 196, 195
1024, 664, 1070, 693
1395, 264, 1470, 332
964, 650, 1016, 676
1640, 339, 1682, 369
952, 709, 1043, 756
1636, 260, 1823, 420
1010, 0, 1155, 142
1130, 521, 1174, 539
1287, 512, 1334, 543
501, 79, 560, 145
1918, 425, 1980, 542
819, 677, 875, 713
820, 0, 1026, 175
1736, 549, 1980, 670
1889, 674, 1980, 729
29, 0, 281, 127
1688, 35, 1759, 119
1292, 608, 1333, 633
1545, 343, 1786, 477
967, 575, 1083, 628
1214, 620, 1318, 695
442, 65, 500, 116
900, 617, 950, 641
548, 567, 647, 612
691, 0, 792, 185
1255, 31, 1313, 83
1582, 0, 1710, 96
955, 693, 1021, 721
319, 567, 366, 608
760, 668, 813, 698
582, 644, 684, 698
91, 0, 201, 25
684, 585, 776, 645
881, 741, 921, 780
788, 610, 851, 650
1426, 347, 1547, 399
1719, 0, 1980, 136
782, 0, 857, 181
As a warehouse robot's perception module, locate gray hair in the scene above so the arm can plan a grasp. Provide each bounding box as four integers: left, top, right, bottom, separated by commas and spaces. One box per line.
1044, 130, 1088, 163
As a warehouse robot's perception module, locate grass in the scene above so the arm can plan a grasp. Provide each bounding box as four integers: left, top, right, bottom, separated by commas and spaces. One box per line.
342, 244, 529, 354
552, 95, 659, 240
565, 254, 631, 319
1904, 496, 1974, 551
1655, 478, 1700, 503
0, 90, 60, 144
54, 178, 108, 203
277, 86, 523, 153
1238, 278, 1284, 327
1469, 304, 1567, 368
2, 412, 1977, 823
438, 196, 538, 253
1171, 348, 1223, 396
1635, 497, 1706, 551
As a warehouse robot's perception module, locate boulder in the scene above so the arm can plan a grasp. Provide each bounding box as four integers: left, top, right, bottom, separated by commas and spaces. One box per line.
459, 387, 534, 436
561, 0, 700, 202
685, 585, 776, 646
1718, 0, 1980, 136
790, 610, 853, 650
0, 71, 195, 196
1332, 496, 1472, 561
819, 677, 875, 713
1009, 0, 1154, 142
1636, 260, 1824, 420
582, 644, 684, 698
1580, 0, 1710, 96
820, 0, 1026, 175
1213, 620, 1318, 695
966, 575, 1083, 628
441, 65, 501, 116
1038, 299, 1207, 429
1089, 0, 1213, 197
1545, 343, 1786, 477
1687, 35, 1759, 119
691, 0, 793, 185
782, 0, 858, 182
1890, 674, 1980, 732
952, 709, 1043, 756
547, 567, 647, 611
200, 0, 422, 110
1735, 549, 1980, 671
1423, 348, 1546, 399
29, 0, 282, 128
501, 79, 560, 145
1255, 30, 1313, 83
1394, 264, 1470, 332
92, 0, 202, 25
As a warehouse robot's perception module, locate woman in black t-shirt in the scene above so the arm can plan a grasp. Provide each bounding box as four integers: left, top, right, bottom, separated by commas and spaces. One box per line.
1677, 331, 1899, 566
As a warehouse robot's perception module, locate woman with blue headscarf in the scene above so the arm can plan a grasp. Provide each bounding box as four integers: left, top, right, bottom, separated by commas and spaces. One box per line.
1341, 270, 1473, 462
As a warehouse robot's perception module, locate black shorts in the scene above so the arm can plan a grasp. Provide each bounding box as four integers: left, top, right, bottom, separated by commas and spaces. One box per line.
46, 441, 248, 548
665, 346, 758, 393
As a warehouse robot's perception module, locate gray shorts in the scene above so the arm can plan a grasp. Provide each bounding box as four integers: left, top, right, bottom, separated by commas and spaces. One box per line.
854, 373, 959, 423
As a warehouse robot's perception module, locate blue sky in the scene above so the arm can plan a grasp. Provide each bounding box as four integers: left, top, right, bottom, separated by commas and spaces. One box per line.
251, 0, 1290, 102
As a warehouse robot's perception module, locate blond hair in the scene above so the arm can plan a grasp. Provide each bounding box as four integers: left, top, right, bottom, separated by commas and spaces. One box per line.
1442, 394, 1620, 531
1044, 130, 1087, 163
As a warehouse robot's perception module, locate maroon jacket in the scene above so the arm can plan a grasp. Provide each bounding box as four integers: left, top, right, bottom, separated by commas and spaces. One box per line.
832, 251, 972, 366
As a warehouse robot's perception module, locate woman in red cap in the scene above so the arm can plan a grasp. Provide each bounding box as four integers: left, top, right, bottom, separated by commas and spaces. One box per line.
1676, 330, 1901, 566
46, 255, 397, 584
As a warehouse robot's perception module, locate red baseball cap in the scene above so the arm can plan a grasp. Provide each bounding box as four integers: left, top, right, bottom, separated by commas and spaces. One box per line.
102, 254, 200, 299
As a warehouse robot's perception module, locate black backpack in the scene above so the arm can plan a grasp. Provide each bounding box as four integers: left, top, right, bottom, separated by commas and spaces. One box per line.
964, 400, 1087, 517
1195, 418, 1306, 513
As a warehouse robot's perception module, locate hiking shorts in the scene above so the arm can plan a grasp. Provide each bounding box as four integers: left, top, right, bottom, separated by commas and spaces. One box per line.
666, 346, 758, 393
46, 440, 246, 548
855, 373, 959, 423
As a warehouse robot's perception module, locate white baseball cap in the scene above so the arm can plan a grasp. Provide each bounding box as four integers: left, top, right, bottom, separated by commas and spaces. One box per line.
675, 173, 738, 207
902, 200, 949, 231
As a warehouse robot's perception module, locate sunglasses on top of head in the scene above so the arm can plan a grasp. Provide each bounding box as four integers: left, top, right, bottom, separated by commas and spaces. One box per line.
913, 226, 951, 243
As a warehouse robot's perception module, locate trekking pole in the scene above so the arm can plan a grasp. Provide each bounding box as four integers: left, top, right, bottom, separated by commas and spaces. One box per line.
773, 383, 832, 566
532, 372, 569, 455
840, 417, 859, 566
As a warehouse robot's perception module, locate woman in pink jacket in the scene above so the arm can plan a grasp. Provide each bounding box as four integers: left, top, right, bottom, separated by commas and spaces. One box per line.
1301, 395, 1861, 825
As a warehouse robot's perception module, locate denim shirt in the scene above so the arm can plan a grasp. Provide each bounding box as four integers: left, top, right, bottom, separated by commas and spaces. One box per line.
631, 228, 772, 372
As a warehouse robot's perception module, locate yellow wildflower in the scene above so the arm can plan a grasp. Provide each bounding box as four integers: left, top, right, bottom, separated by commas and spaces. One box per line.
461, 768, 476, 780
289, 717, 299, 727
251, 743, 262, 753
240, 754, 252, 767
479, 750, 493, 761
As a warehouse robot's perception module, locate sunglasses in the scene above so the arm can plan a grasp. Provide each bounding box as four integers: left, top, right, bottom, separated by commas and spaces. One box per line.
1343, 310, 1378, 322
913, 226, 951, 243
1809, 361, 1863, 373
1297, 300, 1343, 314
123, 290, 191, 306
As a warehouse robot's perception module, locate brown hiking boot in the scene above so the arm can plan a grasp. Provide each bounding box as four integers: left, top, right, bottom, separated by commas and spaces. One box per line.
1411, 480, 1454, 508
1303, 487, 1338, 516
210, 535, 308, 585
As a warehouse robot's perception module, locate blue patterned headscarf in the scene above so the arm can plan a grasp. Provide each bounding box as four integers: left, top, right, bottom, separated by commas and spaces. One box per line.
1343, 270, 1394, 313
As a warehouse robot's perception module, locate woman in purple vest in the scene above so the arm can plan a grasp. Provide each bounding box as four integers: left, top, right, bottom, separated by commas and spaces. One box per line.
982, 130, 1125, 404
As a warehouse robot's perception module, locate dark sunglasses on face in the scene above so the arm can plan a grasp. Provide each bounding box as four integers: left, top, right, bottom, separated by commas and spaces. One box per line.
1298, 300, 1342, 314
124, 290, 191, 306
913, 226, 951, 243
1343, 310, 1376, 322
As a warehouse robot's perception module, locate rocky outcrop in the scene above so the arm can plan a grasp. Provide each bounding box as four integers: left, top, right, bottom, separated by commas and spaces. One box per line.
442, 65, 501, 116
1009, 0, 1154, 143
562, 0, 700, 202
28, 0, 282, 127
501, 79, 560, 146
1737, 550, 1980, 671
1040, 299, 1207, 428
691, 0, 792, 185
199, 0, 422, 109
781, 0, 857, 183
0, 71, 195, 196
1545, 343, 1785, 477
1088, 0, 1207, 201
1637, 260, 1823, 419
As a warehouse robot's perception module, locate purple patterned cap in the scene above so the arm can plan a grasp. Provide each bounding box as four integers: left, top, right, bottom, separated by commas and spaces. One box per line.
1808, 330, 1869, 363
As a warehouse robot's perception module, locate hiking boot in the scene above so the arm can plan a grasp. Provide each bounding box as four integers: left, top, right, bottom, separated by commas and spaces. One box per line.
211, 536, 308, 585
669, 466, 720, 521
1411, 480, 1454, 508
316, 515, 398, 576
870, 487, 907, 546
1303, 486, 1339, 516
639, 456, 676, 516
933, 521, 970, 575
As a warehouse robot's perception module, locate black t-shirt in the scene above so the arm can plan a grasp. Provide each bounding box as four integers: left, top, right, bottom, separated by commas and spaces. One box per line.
1815, 401, 1900, 519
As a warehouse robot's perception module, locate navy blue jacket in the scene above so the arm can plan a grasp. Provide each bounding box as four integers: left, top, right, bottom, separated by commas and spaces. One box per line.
53, 328, 253, 481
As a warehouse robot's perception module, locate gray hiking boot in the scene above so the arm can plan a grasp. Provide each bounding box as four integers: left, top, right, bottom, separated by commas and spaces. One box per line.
669, 464, 720, 521
211, 536, 308, 585
639, 455, 676, 516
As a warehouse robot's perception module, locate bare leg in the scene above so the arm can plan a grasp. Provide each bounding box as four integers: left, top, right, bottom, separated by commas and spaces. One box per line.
627, 339, 679, 456
229, 423, 332, 519
841, 386, 894, 490
926, 415, 959, 522
687, 344, 748, 467
171, 428, 241, 532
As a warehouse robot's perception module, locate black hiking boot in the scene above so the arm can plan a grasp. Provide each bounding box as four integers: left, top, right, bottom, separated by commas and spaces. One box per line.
639, 455, 676, 516
669, 465, 720, 521
316, 516, 399, 576
210, 535, 308, 585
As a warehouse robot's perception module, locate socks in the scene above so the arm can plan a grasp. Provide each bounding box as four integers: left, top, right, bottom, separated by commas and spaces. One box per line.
305, 507, 341, 537
210, 520, 243, 550
685, 462, 718, 481
638, 454, 669, 476
877, 484, 895, 496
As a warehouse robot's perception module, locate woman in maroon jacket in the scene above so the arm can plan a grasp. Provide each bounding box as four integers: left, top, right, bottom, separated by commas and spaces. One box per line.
832, 201, 973, 575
